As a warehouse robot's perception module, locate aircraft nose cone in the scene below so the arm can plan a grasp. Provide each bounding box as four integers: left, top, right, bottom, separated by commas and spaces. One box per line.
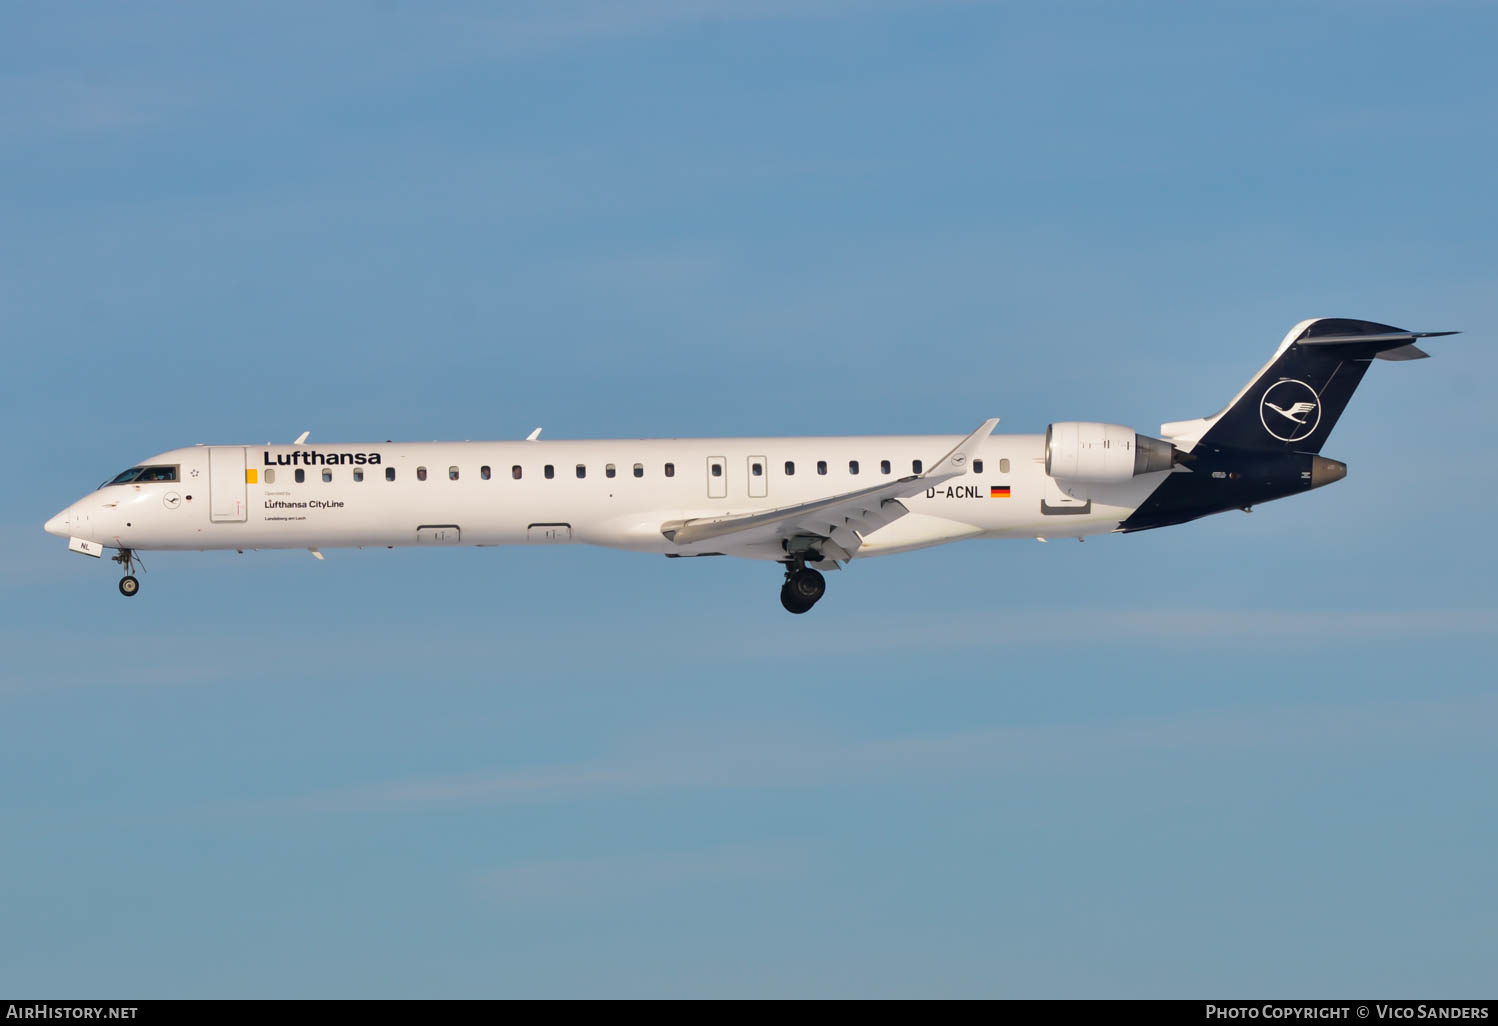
44, 508, 70, 537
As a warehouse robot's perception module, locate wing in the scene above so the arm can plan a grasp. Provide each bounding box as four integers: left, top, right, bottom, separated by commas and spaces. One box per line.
660, 418, 999, 564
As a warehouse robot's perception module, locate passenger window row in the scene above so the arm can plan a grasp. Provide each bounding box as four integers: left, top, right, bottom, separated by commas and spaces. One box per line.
269, 462, 673, 484
266, 456, 1012, 485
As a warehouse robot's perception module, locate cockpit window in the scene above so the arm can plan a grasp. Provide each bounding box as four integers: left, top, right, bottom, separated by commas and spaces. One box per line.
104, 465, 177, 486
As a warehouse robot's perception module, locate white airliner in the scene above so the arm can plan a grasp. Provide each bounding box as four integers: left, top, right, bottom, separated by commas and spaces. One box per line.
45, 318, 1453, 613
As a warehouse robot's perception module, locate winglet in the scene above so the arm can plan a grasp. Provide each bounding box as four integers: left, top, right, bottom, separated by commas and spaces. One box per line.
293, 431, 310, 445
525, 427, 543, 441
925, 418, 999, 479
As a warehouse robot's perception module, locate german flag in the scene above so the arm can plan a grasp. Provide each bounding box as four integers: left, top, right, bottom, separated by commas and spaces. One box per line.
990, 485, 1011, 498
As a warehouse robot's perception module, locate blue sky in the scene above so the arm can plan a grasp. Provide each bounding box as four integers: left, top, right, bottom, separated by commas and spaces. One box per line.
3, 0, 1495, 997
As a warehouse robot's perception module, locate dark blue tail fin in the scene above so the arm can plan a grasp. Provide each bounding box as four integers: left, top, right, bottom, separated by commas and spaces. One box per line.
1164, 318, 1456, 454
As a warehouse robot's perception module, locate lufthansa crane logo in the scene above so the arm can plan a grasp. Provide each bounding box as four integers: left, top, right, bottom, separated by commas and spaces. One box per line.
1259, 379, 1321, 442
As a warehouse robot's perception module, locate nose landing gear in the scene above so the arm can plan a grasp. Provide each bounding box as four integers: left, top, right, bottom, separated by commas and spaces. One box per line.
779, 563, 826, 615
112, 548, 143, 598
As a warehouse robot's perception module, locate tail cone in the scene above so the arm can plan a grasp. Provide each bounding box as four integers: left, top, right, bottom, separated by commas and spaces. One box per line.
1310, 457, 1347, 489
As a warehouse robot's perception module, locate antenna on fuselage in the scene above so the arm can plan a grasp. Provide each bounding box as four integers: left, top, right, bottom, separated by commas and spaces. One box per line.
293, 431, 310, 445
525, 427, 542, 441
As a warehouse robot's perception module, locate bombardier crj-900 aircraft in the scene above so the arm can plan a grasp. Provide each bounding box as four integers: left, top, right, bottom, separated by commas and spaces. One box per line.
46, 318, 1453, 613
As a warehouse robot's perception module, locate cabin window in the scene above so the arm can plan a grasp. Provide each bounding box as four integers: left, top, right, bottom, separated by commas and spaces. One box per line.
481, 466, 491, 480
576, 464, 586, 479
881, 459, 891, 475
352, 469, 362, 483
633, 463, 644, 478
664, 463, 675, 478
912, 459, 922, 474
711, 463, 722, 477
544, 465, 554, 479
606, 464, 616, 478
265, 469, 277, 484
973, 459, 984, 474
1000, 458, 1010, 473
849, 460, 860, 475
417, 466, 428, 482
295, 469, 305, 483
449, 466, 459, 481
512, 465, 522, 480
784, 461, 795, 476
386, 467, 396, 481
817, 460, 827, 476
751, 461, 763, 477
322, 468, 332, 483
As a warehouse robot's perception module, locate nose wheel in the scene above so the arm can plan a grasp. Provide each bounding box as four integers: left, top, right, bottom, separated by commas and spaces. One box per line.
112, 548, 144, 598
779, 565, 826, 614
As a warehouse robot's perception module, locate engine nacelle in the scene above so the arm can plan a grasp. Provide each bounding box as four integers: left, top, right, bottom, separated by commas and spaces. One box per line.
1045, 422, 1176, 485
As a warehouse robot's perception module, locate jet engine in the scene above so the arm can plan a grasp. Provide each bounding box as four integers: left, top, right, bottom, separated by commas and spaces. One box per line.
1045, 422, 1177, 484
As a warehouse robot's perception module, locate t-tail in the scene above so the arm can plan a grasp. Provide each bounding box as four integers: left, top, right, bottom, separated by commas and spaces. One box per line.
1122, 317, 1457, 532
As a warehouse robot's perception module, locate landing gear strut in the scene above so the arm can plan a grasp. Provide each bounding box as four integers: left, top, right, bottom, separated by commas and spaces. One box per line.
779, 563, 826, 615
113, 548, 142, 598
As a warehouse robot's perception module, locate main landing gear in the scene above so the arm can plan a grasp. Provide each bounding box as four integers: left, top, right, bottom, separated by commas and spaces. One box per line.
779, 563, 826, 615
113, 548, 142, 598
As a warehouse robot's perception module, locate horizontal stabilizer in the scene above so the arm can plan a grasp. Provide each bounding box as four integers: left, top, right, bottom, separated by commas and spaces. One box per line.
1375, 343, 1430, 361
1298, 330, 1458, 347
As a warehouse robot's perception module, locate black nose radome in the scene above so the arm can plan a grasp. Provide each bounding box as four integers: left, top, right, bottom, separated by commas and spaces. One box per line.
1310, 457, 1347, 489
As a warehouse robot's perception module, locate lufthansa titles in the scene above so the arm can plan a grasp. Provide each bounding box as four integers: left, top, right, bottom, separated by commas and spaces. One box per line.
263, 450, 381, 466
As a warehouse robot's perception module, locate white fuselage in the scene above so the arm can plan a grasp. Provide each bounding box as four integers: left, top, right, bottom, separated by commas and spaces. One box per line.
45, 434, 1167, 562
45, 318, 1434, 607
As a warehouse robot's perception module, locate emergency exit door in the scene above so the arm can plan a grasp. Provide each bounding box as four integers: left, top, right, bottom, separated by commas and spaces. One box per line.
747, 455, 767, 498
707, 456, 727, 499
209, 446, 248, 522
